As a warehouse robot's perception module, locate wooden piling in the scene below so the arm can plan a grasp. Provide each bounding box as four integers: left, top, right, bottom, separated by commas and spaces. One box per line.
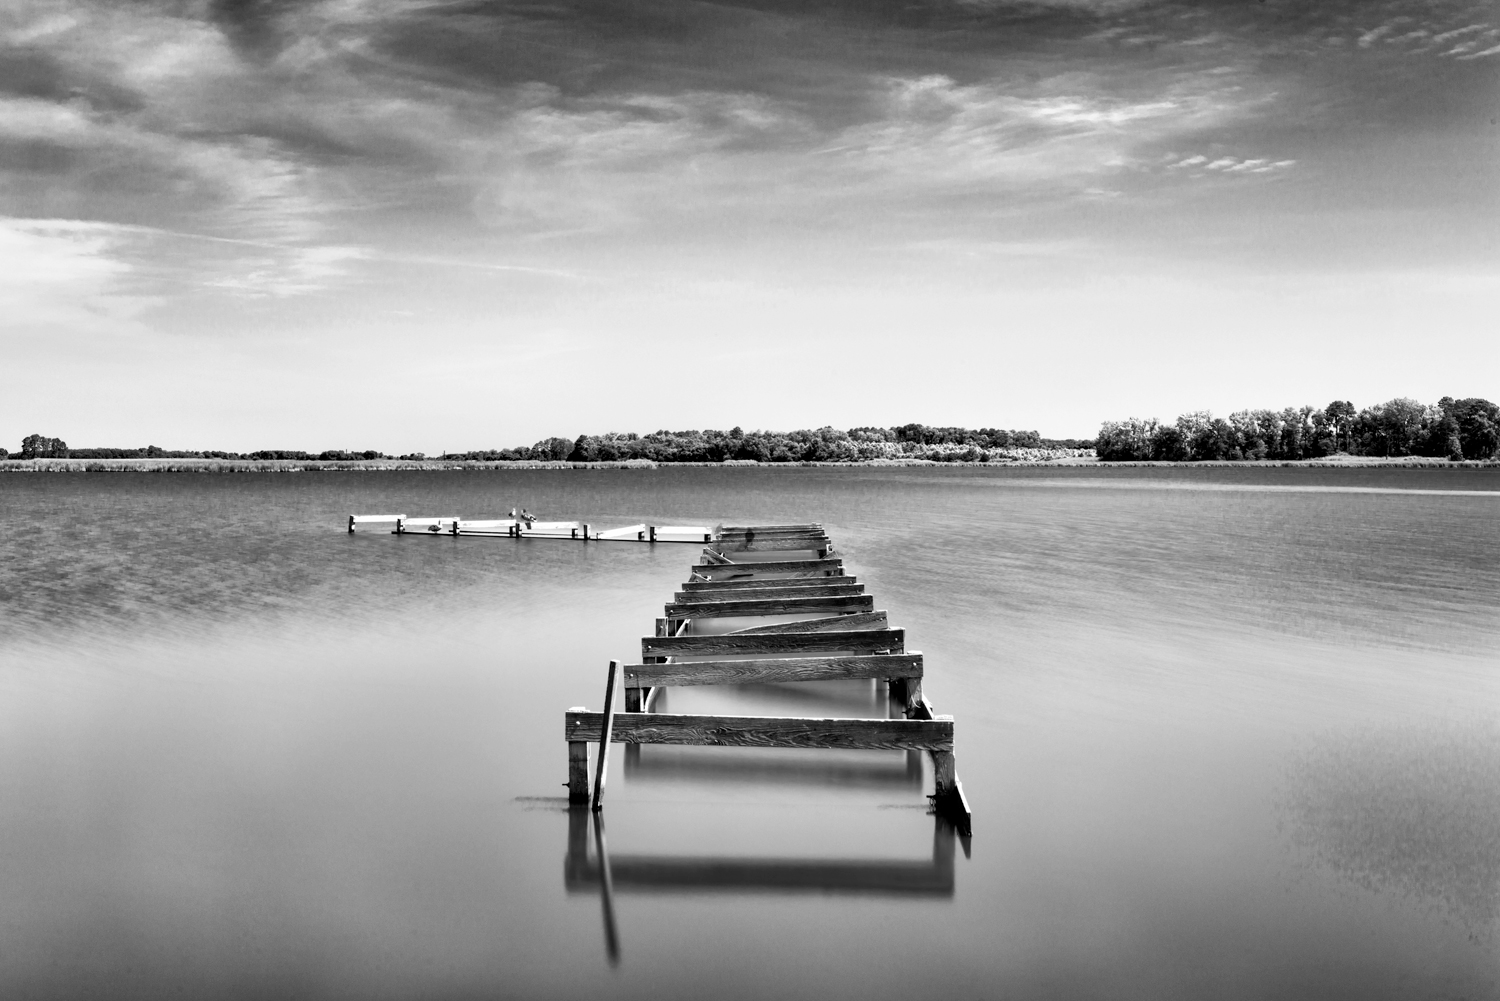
567, 707, 590, 805
591, 661, 620, 811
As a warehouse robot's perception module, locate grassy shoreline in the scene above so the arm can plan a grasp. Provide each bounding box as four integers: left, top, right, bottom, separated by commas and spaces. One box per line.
3, 456, 1498, 473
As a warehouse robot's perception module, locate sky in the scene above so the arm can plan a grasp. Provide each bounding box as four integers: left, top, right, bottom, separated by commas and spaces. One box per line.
1, 0, 1496, 451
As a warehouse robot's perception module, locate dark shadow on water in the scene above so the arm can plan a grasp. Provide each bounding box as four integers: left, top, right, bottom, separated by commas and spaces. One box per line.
591, 813, 621, 968
623, 744, 924, 790
565, 808, 957, 903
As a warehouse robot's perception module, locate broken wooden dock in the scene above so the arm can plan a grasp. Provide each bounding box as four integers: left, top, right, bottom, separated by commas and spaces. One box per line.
563, 522, 972, 836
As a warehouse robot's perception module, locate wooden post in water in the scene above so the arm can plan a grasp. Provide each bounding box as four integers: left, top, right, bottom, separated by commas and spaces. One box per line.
347, 515, 355, 533
648, 526, 656, 544
567, 706, 590, 805
591, 660, 620, 811
583, 523, 590, 542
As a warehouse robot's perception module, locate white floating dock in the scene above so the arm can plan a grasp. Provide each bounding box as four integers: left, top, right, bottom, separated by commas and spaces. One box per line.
347, 516, 837, 554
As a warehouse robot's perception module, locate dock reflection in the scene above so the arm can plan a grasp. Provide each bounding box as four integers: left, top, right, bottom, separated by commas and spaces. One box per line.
623, 745, 924, 790
566, 809, 957, 900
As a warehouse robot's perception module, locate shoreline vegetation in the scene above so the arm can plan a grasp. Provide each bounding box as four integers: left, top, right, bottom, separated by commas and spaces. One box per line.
5, 399, 1497, 470
1097, 397, 1499, 462
3, 425, 1093, 468
3, 455, 1498, 473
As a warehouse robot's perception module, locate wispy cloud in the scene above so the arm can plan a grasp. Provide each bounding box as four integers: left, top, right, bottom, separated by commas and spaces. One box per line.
0, 217, 147, 329
1165, 154, 1296, 176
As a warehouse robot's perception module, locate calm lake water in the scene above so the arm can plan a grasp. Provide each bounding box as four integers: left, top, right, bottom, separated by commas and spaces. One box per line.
2, 466, 1497, 1000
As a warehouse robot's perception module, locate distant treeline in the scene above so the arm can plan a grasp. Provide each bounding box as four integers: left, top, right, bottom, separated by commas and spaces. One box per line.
437, 425, 1092, 463
3, 425, 1092, 464
1097, 397, 1500, 462
1, 436, 389, 461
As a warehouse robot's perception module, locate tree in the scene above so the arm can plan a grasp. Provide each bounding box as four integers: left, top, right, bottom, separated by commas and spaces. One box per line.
19, 434, 68, 459
1419, 406, 1463, 459
1357, 398, 1426, 456
1446, 397, 1500, 459
1150, 425, 1190, 461
532, 437, 573, 461
1323, 401, 1356, 453
1096, 418, 1157, 461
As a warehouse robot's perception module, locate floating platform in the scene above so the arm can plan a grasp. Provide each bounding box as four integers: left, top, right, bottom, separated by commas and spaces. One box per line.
348, 514, 837, 551
349, 516, 846, 555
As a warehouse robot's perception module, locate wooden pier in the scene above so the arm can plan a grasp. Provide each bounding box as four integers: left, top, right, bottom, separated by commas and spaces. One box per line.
563, 523, 972, 836
343, 514, 971, 831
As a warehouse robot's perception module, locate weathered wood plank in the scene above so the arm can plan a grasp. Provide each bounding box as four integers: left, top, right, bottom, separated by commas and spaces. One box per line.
689, 558, 843, 580
642, 628, 903, 658
726, 610, 888, 634
665, 594, 874, 619
699, 550, 734, 565
714, 528, 822, 537
709, 537, 831, 553
564, 710, 952, 751
679, 575, 856, 592
674, 583, 864, 603
623, 653, 922, 689
713, 530, 831, 542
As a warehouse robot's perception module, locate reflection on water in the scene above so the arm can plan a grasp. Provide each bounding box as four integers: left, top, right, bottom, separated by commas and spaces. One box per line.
567, 807, 957, 901
592, 814, 622, 967
625, 745, 924, 790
